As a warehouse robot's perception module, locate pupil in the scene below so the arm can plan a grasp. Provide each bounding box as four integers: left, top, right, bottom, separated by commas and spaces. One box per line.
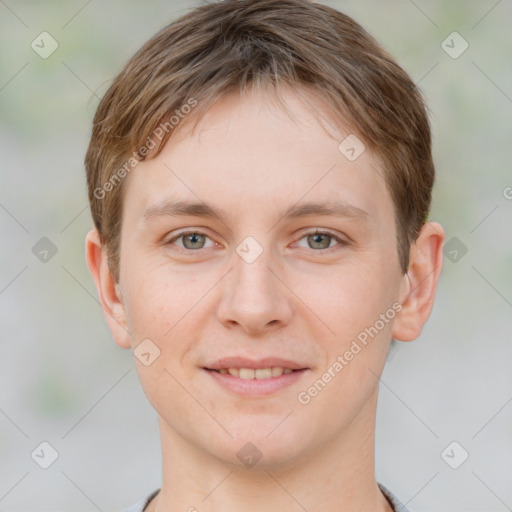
185, 233, 203, 249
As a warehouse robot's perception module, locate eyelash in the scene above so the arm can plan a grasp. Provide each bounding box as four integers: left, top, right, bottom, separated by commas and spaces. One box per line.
165, 229, 349, 254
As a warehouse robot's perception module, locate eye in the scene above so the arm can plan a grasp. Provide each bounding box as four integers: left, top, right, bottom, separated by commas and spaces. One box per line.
164, 229, 349, 254
295, 230, 349, 251
165, 230, 216, 251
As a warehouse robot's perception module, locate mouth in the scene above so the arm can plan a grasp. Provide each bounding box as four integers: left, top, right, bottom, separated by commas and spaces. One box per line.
206, 367, 298, 379
202, 358, 310, 396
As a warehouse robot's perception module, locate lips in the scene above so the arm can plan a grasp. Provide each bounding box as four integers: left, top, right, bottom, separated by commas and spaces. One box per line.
203, 357, 309, 395
205, 357, 307, 372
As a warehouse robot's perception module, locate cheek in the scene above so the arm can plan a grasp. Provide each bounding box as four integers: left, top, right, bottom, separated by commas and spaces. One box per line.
122, 263, 213, 397
302, 261, 396, 394
307, 260, 394, 341
122, 269, 204, 415
123, 261, 203, 339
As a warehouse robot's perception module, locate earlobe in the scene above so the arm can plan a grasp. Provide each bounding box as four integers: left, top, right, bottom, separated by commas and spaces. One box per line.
392, 222, 445, 342
85, 229, 131, 349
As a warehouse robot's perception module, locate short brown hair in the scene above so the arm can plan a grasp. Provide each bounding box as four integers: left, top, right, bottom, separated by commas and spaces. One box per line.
85, 0, 434, 282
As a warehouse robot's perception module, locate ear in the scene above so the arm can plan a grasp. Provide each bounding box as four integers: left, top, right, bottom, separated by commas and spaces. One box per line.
85, 228, 131, 349
392, 222, 445, 342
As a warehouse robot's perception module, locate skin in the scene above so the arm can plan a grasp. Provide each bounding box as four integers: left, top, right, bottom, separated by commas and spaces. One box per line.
86, 85, 444, 512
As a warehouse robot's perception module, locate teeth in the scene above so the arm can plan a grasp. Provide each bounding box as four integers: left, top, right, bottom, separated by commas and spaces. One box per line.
255, 368, 272, 379
271, 367, 283, 377
239, 368, 255, 379
219, 367, 296, 379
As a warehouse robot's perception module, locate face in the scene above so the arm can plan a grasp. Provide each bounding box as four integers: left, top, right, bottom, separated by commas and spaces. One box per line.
113, 86, 407, 469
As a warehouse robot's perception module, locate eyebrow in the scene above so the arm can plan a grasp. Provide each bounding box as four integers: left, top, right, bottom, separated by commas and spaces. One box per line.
142, 198, 368, 226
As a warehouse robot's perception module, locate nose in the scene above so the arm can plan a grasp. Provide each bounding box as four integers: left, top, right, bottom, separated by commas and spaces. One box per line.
215, 243, 294, 336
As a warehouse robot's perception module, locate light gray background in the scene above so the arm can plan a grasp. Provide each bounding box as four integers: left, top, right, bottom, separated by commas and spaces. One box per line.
1, 1, 511, 510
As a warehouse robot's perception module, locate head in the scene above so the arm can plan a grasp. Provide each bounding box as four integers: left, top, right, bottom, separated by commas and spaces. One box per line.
85, 0, 443, 470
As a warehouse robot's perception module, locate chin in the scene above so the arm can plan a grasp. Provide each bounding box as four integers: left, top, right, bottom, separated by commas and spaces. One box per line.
208, 417, 310, 471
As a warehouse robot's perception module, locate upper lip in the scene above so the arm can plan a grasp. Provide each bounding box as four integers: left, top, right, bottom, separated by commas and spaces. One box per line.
204, 357, 308, 370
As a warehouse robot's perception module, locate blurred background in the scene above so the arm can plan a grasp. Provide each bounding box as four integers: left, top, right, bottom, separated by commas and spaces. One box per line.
1, 0, 511, 510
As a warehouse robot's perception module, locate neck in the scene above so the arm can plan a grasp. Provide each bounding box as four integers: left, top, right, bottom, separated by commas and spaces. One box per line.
149, 389, 393, 512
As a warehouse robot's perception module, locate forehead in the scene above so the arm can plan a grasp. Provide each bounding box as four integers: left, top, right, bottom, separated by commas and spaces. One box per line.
121, 86, 393, 229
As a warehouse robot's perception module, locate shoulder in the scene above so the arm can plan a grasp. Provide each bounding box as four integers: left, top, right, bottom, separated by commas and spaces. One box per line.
378, 482, 412, 512
122, 489, 160, 512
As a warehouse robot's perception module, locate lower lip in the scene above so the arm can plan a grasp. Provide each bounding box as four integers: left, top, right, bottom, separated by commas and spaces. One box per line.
204, 369, 309, 397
